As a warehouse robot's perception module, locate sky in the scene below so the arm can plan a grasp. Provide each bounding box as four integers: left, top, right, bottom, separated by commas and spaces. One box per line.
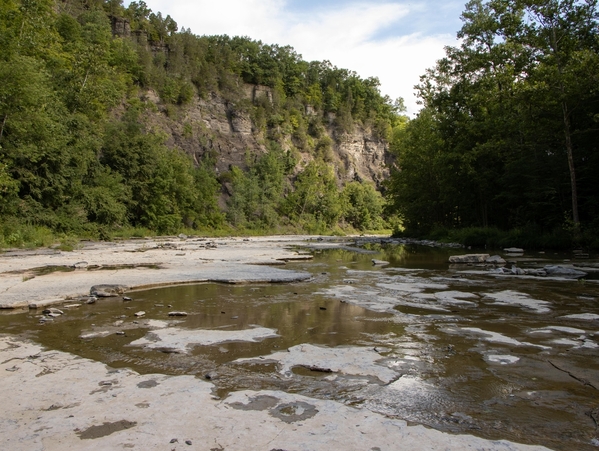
126, 0, 467, 115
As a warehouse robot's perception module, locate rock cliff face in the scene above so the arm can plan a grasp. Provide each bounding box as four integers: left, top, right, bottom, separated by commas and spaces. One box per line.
141, 85, 391, 190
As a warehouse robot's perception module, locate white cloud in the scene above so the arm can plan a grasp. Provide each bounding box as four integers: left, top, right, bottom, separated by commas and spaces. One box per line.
133, 1, 458, 114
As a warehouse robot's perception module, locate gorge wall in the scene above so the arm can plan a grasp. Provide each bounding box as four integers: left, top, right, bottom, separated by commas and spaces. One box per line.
139, 85, 392, 194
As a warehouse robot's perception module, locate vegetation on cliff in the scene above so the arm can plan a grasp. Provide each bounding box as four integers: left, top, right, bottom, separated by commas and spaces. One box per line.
0, 0, 398, 247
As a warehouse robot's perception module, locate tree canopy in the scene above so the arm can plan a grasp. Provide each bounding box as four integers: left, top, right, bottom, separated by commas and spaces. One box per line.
0, 0, 394, 245
386, 0, 599, 244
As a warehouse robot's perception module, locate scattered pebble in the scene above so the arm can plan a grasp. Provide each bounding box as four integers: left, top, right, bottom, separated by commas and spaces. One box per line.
168, 311, 188, 317
134, 311, 146, 317
42, 308, 64, 315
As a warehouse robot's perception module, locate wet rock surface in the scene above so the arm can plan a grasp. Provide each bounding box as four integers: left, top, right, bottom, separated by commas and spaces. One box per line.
0, 236, 313, 309
1, 236, 598, 450
0, 337, 552, 451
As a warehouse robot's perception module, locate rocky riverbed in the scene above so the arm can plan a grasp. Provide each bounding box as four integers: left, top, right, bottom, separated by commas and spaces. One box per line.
1, 235, 596, 450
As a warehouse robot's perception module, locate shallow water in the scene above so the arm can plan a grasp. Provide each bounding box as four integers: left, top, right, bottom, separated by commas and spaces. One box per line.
1, 243, 598, 450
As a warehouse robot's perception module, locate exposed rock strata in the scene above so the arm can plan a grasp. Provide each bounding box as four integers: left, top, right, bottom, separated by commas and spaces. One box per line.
140, 86, 391, 190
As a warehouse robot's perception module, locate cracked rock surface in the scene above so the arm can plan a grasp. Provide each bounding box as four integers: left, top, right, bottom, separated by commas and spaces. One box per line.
0, 336, 550, 451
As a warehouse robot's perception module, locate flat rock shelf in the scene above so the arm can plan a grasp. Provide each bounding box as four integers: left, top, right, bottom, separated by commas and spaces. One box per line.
1, 235, 598, 450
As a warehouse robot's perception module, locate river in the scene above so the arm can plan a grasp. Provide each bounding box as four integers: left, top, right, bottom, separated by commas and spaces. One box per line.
1, 240, 597, 450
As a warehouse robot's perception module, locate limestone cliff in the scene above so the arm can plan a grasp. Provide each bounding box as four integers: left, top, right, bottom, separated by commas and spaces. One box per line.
140, 85, 392, 192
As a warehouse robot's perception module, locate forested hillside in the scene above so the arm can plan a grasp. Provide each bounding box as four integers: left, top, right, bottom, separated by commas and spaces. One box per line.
386, 0, 599, 249
0, 0, 402, 246
4, 0, 596, 250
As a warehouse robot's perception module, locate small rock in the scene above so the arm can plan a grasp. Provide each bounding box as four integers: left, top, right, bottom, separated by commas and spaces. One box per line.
511, 265, 525, 275
116, 331, 125, 336
490, 267, 509, 274
123, 296, 132, 301
204, 372, 217, 380
42, 308, 64, 315
319, 307, 327, 310
168, 311, 188, 317
231, 316, 239, 319
90, 284, 128, 297
485, 255, 506, 264
544, 265, 587, 279
504, 247, 524, 253
178, 233, 188, 239
185, 440, 192, 445
72, 261, 88, 269
134, 311, 145, 317
170, 438, 178, 443
371, 259, 389, 266
449, 254, 490, 264
86, 297, 97, 304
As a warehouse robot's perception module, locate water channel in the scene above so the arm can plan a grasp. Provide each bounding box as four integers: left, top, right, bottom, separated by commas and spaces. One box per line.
1, 242, 598, 450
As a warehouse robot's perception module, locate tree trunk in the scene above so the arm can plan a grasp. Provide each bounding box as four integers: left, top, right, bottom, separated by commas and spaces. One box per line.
562, 99, 580, 230
550, 23, 580, 233
0, 114, 7, 141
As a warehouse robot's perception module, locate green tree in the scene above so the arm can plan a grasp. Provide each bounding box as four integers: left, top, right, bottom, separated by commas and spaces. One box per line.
341, 181, 385, 230
285, 160, 341, 228
387, 0, 599, 236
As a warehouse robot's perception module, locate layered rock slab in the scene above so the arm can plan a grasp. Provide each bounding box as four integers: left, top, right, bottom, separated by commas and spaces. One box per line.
0, 336, 551, 451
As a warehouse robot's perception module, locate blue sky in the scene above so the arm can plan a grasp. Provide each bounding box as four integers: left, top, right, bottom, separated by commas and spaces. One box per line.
126, 1, 467, 114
